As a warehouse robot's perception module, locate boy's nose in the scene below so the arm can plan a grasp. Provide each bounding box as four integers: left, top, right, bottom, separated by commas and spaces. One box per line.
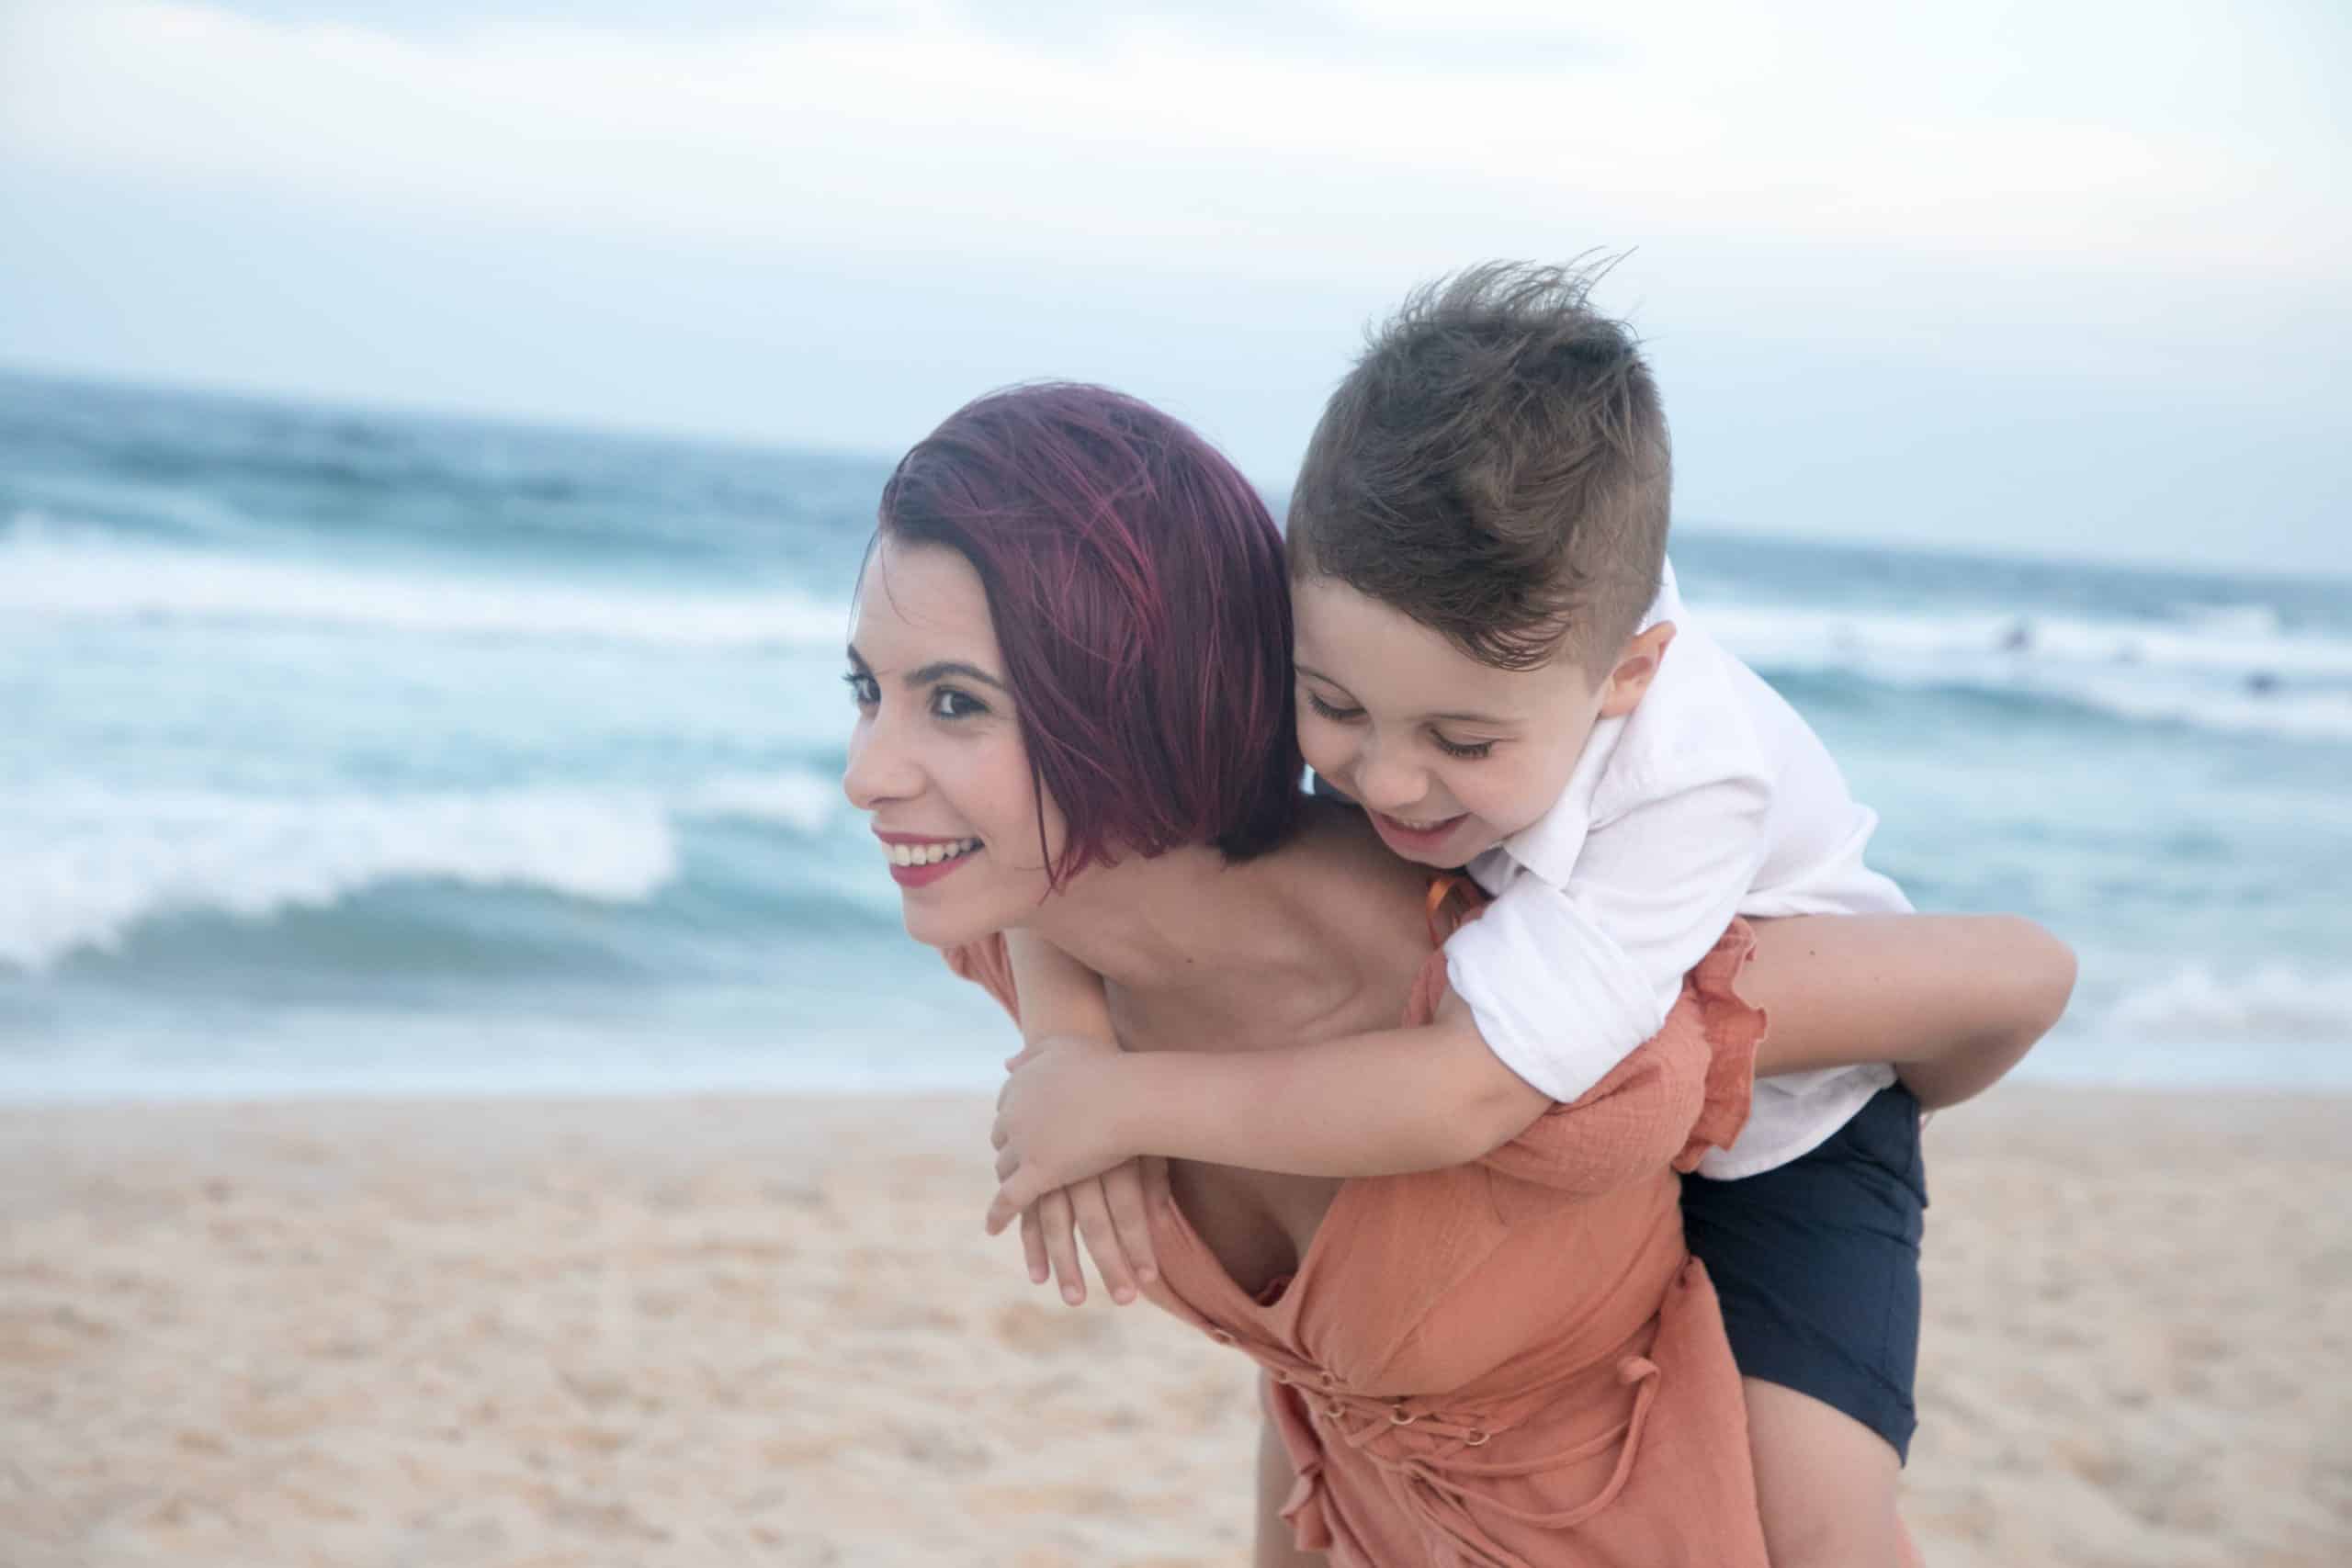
1351, 744, 1427, 815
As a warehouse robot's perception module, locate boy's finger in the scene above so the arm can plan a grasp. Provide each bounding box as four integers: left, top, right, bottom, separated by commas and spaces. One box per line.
1019, 1203, 1048, 1284
1038, 1188, 1086, 1305
984, 1189, 1016, 1235
995, 1145, 1019, 1181
1100, 1162, 1159, 1286
1003, 1045, 1035, 1072
990, 1117, 1009, 1150
1069, 1179, 1137, 1305
986, 1167, 1044, 1235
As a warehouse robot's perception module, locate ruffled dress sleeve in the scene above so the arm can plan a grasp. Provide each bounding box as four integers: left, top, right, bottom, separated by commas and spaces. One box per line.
1416, 881, 1764, 1194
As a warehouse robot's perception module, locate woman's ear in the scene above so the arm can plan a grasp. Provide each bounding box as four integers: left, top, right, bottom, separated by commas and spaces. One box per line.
1597, 622, 1677, 718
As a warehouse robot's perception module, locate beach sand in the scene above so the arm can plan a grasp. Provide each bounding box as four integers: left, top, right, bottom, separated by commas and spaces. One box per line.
3, 1089, 2345, 1567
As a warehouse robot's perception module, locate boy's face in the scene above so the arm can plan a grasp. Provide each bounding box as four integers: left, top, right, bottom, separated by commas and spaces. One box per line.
1292, 575, 1653, 869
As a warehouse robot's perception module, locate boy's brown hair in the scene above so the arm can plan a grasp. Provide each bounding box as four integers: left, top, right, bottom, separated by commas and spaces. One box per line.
1287, 259, 1670, 678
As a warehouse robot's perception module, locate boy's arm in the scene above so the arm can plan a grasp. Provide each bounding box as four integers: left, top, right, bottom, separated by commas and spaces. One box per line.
1742, 914, 2076, 1106
1443, 768, 1773, 1104
1089, 912, 2075, 1164
987, 998, 1547, 1228
989, 911, 2076, 1226
1118, 993, 1547, 1177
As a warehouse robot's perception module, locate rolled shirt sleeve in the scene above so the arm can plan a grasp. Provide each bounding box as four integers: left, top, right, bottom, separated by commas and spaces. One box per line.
1443, 766, 1772, 1105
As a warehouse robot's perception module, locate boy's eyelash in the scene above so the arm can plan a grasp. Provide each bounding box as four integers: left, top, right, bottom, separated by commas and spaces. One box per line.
1307, 689, 1494, 759
843, 671, 878, 705
1304, 692, 1362, 721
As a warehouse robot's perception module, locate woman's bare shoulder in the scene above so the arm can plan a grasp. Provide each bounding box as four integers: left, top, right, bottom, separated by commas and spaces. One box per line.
1253, 802, 1436, 942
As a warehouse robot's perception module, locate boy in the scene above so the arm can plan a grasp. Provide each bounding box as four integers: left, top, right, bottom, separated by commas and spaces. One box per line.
989, 262, 2055, 1565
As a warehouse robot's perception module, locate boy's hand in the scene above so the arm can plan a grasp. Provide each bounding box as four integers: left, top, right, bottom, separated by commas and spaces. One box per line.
988, 1035, 1139, 1234
1015, 1156, 1172, 1306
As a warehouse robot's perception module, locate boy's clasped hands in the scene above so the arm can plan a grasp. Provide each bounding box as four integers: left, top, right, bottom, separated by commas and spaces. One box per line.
990, 1034, 1167, 1306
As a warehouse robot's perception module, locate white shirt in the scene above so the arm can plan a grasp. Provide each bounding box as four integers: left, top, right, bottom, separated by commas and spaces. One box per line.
1442, 561, 1912, 1180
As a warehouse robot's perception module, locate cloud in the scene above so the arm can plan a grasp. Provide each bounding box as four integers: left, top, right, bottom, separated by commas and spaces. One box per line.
5, 0, 2342, 287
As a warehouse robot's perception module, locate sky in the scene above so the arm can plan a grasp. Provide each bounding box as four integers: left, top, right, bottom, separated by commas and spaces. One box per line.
2, 0, 2346, 573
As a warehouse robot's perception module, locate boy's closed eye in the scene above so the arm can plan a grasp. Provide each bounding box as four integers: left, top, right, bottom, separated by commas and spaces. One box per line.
1303, 690, 1364, 723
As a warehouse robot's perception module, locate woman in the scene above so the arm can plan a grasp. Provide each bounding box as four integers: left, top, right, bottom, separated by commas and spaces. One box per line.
842, 385, 2071, 1565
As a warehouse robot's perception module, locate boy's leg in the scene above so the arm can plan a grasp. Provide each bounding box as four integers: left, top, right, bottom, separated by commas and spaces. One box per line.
1743, 1378, 1905, 1566
1682, 1084, 1928, 1568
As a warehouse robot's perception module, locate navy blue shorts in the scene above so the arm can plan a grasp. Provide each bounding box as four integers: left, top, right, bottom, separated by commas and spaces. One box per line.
1679, 1085, 1928, 1462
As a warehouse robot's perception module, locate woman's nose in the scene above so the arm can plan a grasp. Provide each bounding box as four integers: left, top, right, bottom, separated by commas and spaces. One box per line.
842, 714, 922, 811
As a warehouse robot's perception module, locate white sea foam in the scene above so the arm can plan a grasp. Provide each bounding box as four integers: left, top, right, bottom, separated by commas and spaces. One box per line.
2098, 964, 2352, 1045
0, 768, 854, 975
680, 769, 841, 833
0, 787, 683, 974
0, 519, 841, 649
1700, 601, 2352, 741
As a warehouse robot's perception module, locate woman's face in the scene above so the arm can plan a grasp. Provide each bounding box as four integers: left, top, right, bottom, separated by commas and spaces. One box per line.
841, 537, 1066, 949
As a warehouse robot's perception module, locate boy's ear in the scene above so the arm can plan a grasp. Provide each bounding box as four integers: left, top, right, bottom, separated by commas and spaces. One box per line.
1597, 622, 1676, 718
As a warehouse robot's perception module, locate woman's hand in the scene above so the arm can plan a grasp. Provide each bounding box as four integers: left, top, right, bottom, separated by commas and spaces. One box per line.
989, 1036, 1147, 1235
1015, 1157, 1171, 1307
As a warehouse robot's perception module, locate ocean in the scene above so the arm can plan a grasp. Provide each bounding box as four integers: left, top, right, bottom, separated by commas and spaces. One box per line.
4, 368, 2347, 1100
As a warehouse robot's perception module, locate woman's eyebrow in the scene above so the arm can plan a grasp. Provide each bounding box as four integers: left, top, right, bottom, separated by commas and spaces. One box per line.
905, 660, 1008, 693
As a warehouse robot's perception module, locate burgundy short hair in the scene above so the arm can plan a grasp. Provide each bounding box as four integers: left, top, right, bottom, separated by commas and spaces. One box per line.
877, 383, 1303, 886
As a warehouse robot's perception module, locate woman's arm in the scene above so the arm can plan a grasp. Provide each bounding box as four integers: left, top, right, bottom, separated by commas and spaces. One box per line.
1741, 914, 2076, 1109
1004, 929, 1119, 1047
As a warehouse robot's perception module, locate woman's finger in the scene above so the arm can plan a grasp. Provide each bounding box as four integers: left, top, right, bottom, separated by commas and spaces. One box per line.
1069, 1179, 1138, 1304
1019, 1202, 1048, 1285
1100, 1161, 1159, 1287
1037, 1187, 1086, 1305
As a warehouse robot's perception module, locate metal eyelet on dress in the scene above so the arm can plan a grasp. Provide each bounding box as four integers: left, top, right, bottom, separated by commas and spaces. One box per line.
1388, 1404, 1418, 1426
1325, 1399, 1346, 1419
1464, 1428, 1490, 1447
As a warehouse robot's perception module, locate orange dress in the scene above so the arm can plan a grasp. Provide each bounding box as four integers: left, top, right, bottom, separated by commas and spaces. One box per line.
950, 882, 1770, 1567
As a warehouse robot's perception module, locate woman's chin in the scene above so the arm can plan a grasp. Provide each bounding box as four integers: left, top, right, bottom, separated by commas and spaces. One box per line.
900, 900, 992, 952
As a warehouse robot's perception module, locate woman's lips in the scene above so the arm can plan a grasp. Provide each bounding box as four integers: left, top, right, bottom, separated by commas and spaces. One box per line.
889, 849, 979, 888
877, 833, 985, 888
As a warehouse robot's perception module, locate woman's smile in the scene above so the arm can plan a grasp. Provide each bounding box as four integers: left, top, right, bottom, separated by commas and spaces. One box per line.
876, 829, 985, 887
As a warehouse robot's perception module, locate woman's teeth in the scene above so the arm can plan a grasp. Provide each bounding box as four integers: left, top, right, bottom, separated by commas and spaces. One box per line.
888, 838, 980, 867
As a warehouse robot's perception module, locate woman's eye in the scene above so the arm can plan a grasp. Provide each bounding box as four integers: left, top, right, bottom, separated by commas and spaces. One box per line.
1304, 692, 1363, 722
1430, 733, 1496, 761
931, 687, 989, 720
842, 671, 880, 707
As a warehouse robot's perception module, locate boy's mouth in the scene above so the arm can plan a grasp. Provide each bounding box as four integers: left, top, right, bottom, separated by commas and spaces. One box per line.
1370, 810, 1469, 859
